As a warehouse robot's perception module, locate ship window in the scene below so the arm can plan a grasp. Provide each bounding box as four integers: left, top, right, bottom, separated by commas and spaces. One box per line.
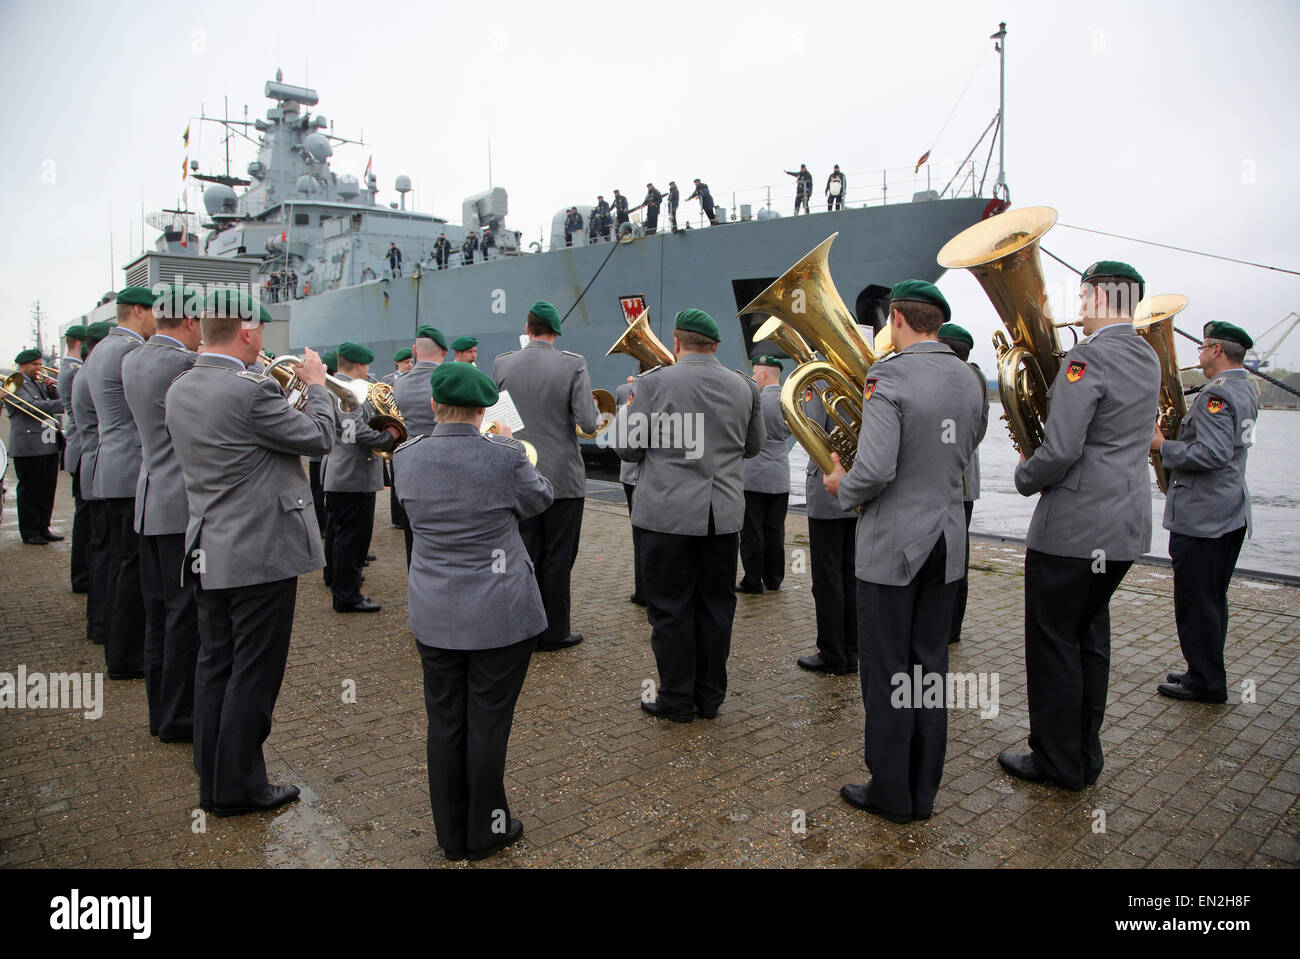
295, 213, 310, 226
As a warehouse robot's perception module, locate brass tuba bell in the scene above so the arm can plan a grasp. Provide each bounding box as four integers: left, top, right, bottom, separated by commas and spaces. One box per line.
606, 310, 676, 370
937, 206, 1062, 458
1133, 294, 1191, 493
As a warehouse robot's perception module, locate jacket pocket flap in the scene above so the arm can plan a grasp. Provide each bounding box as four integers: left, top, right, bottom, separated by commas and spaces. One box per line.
279, 486, 312, 512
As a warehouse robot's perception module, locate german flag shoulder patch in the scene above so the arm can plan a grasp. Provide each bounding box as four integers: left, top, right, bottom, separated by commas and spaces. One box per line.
1206, 396, 1225, 414
864, 378, 879, 400
1066, 360, 1087, 383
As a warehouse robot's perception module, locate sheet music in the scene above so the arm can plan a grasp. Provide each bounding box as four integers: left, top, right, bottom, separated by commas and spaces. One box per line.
484, 389, 526, 433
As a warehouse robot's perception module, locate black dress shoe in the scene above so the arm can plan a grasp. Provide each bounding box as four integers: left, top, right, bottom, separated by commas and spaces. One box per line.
1157, 682, 1227, 704
629, 593, 647, 607
536, 634, 583, 651
797, 653, 851, 675
365, 553, 376, 562
763, 581, 782, 591
839, 783, 911, 824
22, 536, 49, 545
443, 847, 467, 862
997, 750, 1082, 790
334, 597, 382, 613
736, 582, 764, 595
1166, 671, 1185, 685
41, 530, 65, 541
213, 784, 301, 817
696, 705, 719, 720
467, 817, 523, 861
640, 698, 694, 723
107, 671, 145, 681
948, 635, 961, 644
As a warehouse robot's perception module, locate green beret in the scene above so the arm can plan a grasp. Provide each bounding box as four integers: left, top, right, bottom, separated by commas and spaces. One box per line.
451, 336, 479, 351
937, 323, 974, 349
1080, 260, 1144, 286
85, 321, 114, 345
321, 350, 338, 374
673, 308, 721, 342
116, 285, 159, 308
528, 300, 563, 336
14, 348, 42, 364
415, 325, 448, 350
338, 341, 375, 365
1204, 321, 1253, 350
429, 361, 499, 408
65, 324, 87, 341
393, 348, 413, 363
753, 354, 783, 370
890, 280, 951, 323
205, 288, 272, 325
159, 284, 205, 319
263, 350, 277, 360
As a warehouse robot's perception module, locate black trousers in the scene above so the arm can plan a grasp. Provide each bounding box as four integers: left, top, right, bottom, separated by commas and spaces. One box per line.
418, 637, 534, 857
702, 200, 716, 224
70, 470, 90, 591
949, 501, 975, 642
194, 577, 297, 806
645, 206, 659, 234
105, 497, 145, 677
1170, 526, 1246, 699
640, 521, 738, 714
623, 483, 644, 602
739, 491, 788, 590
1023, 548, 1132, 789
809, 516, 858, 671
856, 537, 954, 819
13, 453, 58, 539
308, 460, 328, 537
327, 491, 375, 606
518, 497, 584, 646
794, 193, 809, 214
828, 195, 843, 211
667, 201, 678, 231
85, 499, 111, 643
385, 460, 407, 530
139, 532, 200, 741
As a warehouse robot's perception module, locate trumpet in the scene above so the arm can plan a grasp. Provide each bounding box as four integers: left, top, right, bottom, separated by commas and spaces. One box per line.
2, 371, 62, 432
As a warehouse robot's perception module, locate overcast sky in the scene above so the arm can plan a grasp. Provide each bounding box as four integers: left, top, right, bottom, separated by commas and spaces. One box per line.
2, 0, 1297, 374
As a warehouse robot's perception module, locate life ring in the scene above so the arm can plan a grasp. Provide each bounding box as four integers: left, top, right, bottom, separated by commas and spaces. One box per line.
982, 198, 1010, 220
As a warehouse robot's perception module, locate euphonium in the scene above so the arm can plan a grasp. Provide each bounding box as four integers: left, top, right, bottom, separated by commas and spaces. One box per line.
606, 311, 676, 370
937, 206, 1062, 457
1133, 294, 1191, 493
263, 354, 370, 413
576, 389, 617, 440
737, 232, 877, 474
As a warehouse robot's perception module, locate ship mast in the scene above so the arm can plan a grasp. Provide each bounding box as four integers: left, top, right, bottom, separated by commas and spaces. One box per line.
992, 21, 1007, 201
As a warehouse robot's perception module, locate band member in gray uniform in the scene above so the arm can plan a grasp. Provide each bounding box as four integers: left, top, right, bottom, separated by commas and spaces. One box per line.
85, 286, 157, 680
392, 325, 447, 565
614, 309, 763, 721
395, 362, 553, 862
998, 261, 1159, 791
6, 348, 64, 545
166, 291, 334, 816
385, 348, 414, 386
72, 321, 114, 644
492, 301, 599, 651
825, 282, 987, 823
1152, 320, 1257, 704
123, 285, 202, 740
58, 326, 89, 589
738, 355, 791, 594
937, 323, 988, 644
615, 376, 645, 606
452, 336, 479, 365
385, 348, 415, 531
324, 342, 401, 613
796, 385, 861, 675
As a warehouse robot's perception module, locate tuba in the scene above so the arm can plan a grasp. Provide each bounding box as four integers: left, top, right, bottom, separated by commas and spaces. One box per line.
1133, 294, 1191, 493
606, 311, 676, 370
737, 232, 877, 475
937, 206, 1062, 457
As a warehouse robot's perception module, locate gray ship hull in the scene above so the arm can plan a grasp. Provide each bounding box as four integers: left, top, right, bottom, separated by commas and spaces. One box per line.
287, 197, 990, 391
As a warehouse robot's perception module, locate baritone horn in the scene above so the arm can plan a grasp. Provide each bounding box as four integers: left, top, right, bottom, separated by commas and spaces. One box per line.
263, 354, 370, 413
576, 389, 618, 440
1133, 294, 1191, 493
738, 232, 876, 475
937, 206, 1062, 457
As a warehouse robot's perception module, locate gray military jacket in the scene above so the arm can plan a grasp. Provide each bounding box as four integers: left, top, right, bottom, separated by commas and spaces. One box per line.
392, 359, 440, 437
85, 326, 146, 499
615, 380, 639, 486
614, 351, 763, 536
321, 372, 396, 493
492, 339, 598, 499
165, 354, 335, 589
1015, 322, 1160, 561
122, 335, 198, 536
71, 364, 101, 501
836, 341, 988, 586
395, 423, 554, 650
1160, 367, 1255, 539
5, 372, 62, 458
802, 387, 859, 521
963, 361, 989, 502
743, 383, 791, 494
58, 358, 83, 472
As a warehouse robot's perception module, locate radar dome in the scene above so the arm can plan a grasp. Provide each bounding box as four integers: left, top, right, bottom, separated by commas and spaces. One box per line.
337, 175, 360, 200
296, 174, 319, 195
203, 184, 238, 216
303, 133, 332, 161
395, 174, 412, 194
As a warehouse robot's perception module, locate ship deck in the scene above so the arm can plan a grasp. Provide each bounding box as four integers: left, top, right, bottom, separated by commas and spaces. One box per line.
2, 474, 1297, 869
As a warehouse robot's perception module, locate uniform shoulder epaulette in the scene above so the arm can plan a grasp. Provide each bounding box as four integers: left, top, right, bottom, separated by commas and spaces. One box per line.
495, 349, 518, 361
636, 365, 662, 378
734, 369, 759, 384
1209, 375, 1227, 387
393, 434, 425, 453
562, 349, 585, 359
484, 432, 521, 450
236, 369, 269, 382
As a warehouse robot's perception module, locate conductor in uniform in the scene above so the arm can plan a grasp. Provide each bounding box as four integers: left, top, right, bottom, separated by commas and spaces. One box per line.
998, 261, 1159, 791
58, 325, 89, 589
824, 282, 986, 823
165, 291, 334, 815
738, 355, 791, 594
324, 342, 402, 612
1152, 321, 1257, 704
614, 309, 763, 721
5, 347, 64, 545
395, 362, 553, 862
72, 321, 114, 645
492, 301, 599, 651
123, 284, 202, 740
392, 325, 448, 565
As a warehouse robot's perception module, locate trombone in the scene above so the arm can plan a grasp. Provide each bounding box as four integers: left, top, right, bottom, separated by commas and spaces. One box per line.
2, 371, 62, 432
